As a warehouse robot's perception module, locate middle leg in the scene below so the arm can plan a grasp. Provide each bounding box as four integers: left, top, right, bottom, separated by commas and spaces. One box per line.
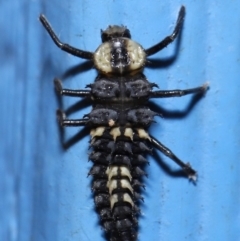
150, 82, 209, 98
57, 109, 88, 127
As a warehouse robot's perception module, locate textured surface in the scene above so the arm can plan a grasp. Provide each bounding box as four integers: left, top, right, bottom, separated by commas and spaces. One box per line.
1, 1, 240, 241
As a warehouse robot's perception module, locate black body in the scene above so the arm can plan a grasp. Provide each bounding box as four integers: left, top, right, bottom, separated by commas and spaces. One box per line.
40, 6, 208, 241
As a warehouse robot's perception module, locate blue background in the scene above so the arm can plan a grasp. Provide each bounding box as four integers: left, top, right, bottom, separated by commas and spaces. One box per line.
1, 1, 240, 241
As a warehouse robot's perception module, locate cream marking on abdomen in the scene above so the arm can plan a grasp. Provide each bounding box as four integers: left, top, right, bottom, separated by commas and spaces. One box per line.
106, 165, 132, 181
107, 179, 133, 195
90, 126, 106, 139
106, 165, 134, 210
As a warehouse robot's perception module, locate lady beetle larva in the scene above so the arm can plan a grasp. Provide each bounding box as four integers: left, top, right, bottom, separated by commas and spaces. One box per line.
40, 6, 208, 241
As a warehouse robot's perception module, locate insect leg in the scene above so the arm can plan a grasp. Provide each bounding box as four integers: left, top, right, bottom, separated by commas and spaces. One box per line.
39, 15, 93, 59
145, 6, 185, 56
150, 135, 197, 181
54, 78, 91, 97
150, 82, 208, 98
57, 109, 87, 127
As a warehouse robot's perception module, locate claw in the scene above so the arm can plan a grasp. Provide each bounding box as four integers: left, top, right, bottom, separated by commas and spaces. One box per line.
54, 78, 63, 95
56, 109, 66, 126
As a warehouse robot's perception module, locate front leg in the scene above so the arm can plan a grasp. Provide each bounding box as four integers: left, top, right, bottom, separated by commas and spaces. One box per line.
150, 135, 197, 181
145, 6, 185, 56
54, 78, 91, 98
150, 82, 209, 98
39, 15, 93, 60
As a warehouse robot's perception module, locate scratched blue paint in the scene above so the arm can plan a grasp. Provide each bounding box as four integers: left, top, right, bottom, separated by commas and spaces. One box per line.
1, 0, 240, 241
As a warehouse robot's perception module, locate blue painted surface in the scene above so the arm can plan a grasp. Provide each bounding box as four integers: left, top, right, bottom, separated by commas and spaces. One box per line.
1, 1, 240, 241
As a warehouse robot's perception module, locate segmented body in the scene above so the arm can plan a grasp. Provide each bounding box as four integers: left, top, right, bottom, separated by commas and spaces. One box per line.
88, 73, 156, 241
40, 6, 208, 241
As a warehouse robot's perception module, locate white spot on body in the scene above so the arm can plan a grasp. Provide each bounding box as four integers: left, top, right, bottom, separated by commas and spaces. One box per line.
110, 127, 121, 141
124, 128, 133, 140
90, 127, 105, 139
137, 128, 150, 141
110, 194, 119, 209
123, 193, 134, 207
121, 179, 133, 193
107, 179, 118, 194
108, 119, 115, 127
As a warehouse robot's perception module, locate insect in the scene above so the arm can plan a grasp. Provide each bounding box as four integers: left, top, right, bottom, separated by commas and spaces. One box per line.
40, 6, 208, 241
